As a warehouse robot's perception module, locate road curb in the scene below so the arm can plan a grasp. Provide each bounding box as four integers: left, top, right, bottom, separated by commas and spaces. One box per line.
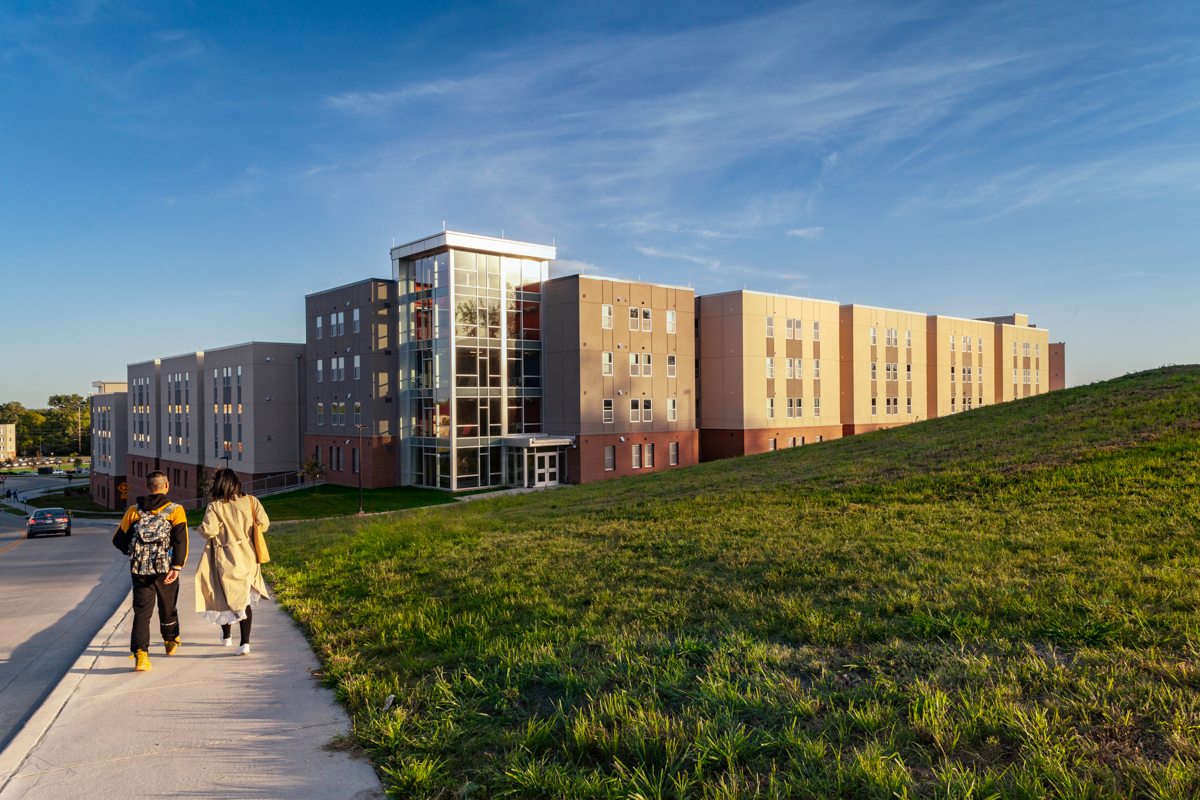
0, 586, 134, 790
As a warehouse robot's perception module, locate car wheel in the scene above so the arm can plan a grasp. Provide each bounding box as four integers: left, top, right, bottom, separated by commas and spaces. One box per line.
66, 529, 72, 536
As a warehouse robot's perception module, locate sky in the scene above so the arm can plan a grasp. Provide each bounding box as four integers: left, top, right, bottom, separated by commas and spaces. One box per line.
2, 0, 1198, 406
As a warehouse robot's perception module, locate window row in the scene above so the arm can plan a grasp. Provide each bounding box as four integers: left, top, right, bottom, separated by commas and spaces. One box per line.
767, 397, 822, 419
317, 356, 361, 382
599, 306, 678, 334
870, 327, 912, 348
315, 445, 358, 474
408, 397, 543, 438
871, 397, 912, 416
316, 402, 362, 426
948, 365, 981, 384
766, 357, 821, 380
1015, 369, 1040, 385
600, 352, 678, 377
872, 362, 911, 382
766, 317, 820, 340
1014, 341, 1039, 358
316, 309, 360, 339
949, 335, 982, 352
604, 441, 681, 470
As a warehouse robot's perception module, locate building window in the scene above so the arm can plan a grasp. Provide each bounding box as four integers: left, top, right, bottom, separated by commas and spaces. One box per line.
796, 397, 803, 417
785, 318, 794, 339
785, 358, 794, 379
1035, 343, 1040, 357
951, 397, 957, 412
951, 366, 956, 382
602, 304, 613, 329
871, 397, 877, 416
602, 352, 613, 376
317, 360, 324, 382
768, 438, 777, 451
632, 444, 642, 469
337, 446, 344, 471
666, 310, 676, 334
317, 403, 323, 425
907, 364, 912, 382
645, 443, 655, 468
353, 308, 360, 333
871, 362, 877, 381
907, 397, 913, 414
907, 330, 912, 348
668, 398, 677, 421
1014, 368, 1018, 384
337, 311, 345, 336
337, 357, 345, 381
603, 399, 614, 424
796, 358, 803, 380
630, 353, 640, 377
950, 335, 956, 351
871, 326, 877, 346
354, 402, 361, 425
1035, 370, 1039, 385
813, 321, 820, 341
353, 355, 361, 380
814, 397, 821, 417
794, 319, 803, 340
1013, 341, 1018, 356
630, 399, 640, 422
353, 448, 360, 474
629, 307, 639, 331
813, 359, 820, 380
695, 359, 700, 379
766, 357, 775, 379
643, 354, 653, 376
641, 308, 652, 331
667, 354, 676, 377
786, 398, 794, 418
643, 399, 652, 421
316, 317, 322, 339
767, 398, 775, 419
964, 335, 971, 352
605, 446, 615, 471
669, 442, 678, 465
766, 316, 774, 338
978, 337, 983, 350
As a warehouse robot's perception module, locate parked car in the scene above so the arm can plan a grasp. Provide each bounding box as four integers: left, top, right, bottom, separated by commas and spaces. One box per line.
28, 508, 71, 537
52, 469, 65, 475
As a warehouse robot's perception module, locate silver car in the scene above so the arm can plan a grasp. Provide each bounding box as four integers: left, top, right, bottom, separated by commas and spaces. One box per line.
28, 508, 72, 537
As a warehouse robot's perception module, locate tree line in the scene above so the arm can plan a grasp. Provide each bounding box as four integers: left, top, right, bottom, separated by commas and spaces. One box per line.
0, 395, 90, 458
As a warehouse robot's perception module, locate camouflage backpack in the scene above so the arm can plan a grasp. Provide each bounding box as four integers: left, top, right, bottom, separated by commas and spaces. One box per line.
130, 504, 179, 575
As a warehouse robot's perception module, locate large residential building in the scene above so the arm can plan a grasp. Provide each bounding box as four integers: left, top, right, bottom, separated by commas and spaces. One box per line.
89, 381, 128, 509
839, 304, 930, 436
304, 278, 399, 488
926, 316, 995, 417
697, 290, 842, 459
122, 343, 305, 506
543, 274, 698, 483
1, 422, 16, 463
978, 314, 1052, 402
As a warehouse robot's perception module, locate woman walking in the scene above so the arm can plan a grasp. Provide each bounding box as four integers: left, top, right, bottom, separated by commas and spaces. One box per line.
195, 469, 269, 655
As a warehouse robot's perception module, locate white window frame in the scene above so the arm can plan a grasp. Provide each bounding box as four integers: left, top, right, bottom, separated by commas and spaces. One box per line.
766, 316, 774, 338
642, 308, 652, 332
316, 359, 323, 383
950, 334, 955, 351
353, 308, 360, 333
796, 397, 803, 418
907, 397, 912, 415
666, 310, 676, 334
642, 398, 652, 421
766, 357, 775, 379
630, 399, 640, 422
337, 312, 345, 336
643, 353, 652, 377
767, 398, 775, 419
631, 444, 642, 469
669, 442, 678, 466
795, 319, 803, 340
906, 330, 912, 348
603, 399, 614, 424
786, 358, 794, 379
629, 307, 639, 331
813, 397, 821, 417
785, 318, 793, 339
604, 446, 615, 471
871, 327, 877, 346
668, 398, 677, 421
317, 402, 323, 425
786, 398, 794, 418
813, 321, 820, 341
645, 443, 654, 468
871, 362, 877, 381
602, 305, 613, 329
602, 352, 613, 376
630, 353, 640, 377
796, 359, 803, 380
813, 359, 820, 379
667, 354, 676, 377
316, 317, 322, 339
871, 397, 877, 416
353, 355, 361, 381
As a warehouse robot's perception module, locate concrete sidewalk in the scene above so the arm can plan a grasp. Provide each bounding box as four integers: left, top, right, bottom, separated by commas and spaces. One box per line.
0, 531, 384, 800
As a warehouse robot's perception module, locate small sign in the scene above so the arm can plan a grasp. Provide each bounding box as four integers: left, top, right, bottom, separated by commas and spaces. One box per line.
118, 481, 128, 499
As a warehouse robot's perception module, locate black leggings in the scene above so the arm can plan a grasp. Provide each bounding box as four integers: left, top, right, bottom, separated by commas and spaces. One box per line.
221, 606, 253, 645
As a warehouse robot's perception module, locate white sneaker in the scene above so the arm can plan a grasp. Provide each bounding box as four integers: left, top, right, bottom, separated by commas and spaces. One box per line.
235, 643, 250, 656
221, 636, 232, 647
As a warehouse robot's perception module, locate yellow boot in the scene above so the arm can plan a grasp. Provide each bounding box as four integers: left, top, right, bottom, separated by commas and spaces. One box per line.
164, 636, 181, 656
134, 650, 152, 671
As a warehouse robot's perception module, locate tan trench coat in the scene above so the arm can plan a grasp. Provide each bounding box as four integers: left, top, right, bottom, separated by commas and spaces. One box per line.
195, 495, 270, 617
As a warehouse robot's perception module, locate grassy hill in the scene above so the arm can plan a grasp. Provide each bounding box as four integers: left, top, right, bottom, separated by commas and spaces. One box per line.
266, 366, 1200, 799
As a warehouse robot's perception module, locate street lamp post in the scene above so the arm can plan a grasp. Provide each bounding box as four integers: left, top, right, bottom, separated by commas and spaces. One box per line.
354, 425, 365, 515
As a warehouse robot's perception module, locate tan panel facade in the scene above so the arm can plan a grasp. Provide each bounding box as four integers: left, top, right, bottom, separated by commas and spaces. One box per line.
697, 291, 842, 459
543, 274, 697, 483
838, 305, 929, 434
992, 322, 1051, 402
926, 316, 996, 417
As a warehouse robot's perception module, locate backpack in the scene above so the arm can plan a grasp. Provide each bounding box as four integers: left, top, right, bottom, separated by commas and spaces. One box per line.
130, 503, 180, 575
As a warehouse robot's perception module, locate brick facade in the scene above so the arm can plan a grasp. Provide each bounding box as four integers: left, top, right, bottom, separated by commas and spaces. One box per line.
304, 433, 398, 489
570, 430, 699, 484
89, 470, 128, 510
700, 425, 842, 461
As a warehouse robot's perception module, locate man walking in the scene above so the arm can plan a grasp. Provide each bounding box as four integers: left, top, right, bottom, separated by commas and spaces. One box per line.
112, 470, 189, 672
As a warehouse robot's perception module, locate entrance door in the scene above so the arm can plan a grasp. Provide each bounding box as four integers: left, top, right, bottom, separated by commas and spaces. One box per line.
534, 453, 559, 487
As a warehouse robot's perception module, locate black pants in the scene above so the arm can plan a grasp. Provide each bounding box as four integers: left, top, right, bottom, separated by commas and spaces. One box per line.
131, 572, 180, 653
221, 606, 253, 645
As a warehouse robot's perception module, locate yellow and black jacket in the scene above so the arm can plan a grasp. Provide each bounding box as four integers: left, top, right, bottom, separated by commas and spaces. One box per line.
112, 493, 189, 571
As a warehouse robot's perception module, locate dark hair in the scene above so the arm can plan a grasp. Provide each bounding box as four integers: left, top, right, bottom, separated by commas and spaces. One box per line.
210, 469, 244, 502
147, 470, 168, 492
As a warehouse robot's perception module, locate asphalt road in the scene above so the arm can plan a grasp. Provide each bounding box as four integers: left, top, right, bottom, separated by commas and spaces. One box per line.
0, 477, 129, 753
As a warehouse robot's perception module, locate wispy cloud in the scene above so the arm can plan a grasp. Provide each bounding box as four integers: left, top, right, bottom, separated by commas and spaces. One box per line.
787, 227, 824, 240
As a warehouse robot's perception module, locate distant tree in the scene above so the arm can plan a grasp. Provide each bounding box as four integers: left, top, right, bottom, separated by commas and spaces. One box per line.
17, 411, 45, 457
73, 457, 83, 470
299, 455, 325, 483
0, 401, 25, 425
48, 395, 89, 454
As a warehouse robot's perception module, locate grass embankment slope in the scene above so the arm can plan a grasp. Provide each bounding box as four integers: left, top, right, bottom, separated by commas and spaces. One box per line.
267, 367, 1200, 799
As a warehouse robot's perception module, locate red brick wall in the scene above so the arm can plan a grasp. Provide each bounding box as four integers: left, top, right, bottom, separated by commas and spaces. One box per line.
89, 471, 128, 510
1049, 343, 1066, 392
570, 431, 699, 484
303, 434, 397, 489
125, 455, 159, 496
700, 426, 842, 461
159, 459, 205, 506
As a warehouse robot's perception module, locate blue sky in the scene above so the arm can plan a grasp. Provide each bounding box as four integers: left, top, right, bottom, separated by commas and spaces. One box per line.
2, 0, 1198, 406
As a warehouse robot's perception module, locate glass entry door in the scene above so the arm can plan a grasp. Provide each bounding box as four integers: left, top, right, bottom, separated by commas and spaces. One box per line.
534, 452, 559, 487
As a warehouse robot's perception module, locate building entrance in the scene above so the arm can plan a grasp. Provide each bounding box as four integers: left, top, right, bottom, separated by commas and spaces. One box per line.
531, 452, 559, 487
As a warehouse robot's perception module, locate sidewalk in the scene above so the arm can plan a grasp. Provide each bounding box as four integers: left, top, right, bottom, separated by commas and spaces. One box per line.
0, 531, 383, 800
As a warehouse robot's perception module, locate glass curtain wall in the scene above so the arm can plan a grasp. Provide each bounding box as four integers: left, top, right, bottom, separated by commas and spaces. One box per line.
397, 248, 547, 490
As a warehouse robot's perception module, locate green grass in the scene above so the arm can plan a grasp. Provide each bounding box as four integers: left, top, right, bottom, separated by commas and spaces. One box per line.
185, 483, 459, 526
265, 366, 1200, 799
26, 491, 112, 513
